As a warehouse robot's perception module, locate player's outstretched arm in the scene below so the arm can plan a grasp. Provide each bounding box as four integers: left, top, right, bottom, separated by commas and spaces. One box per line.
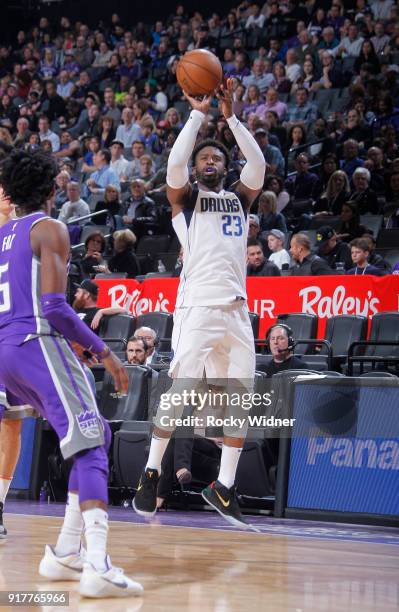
217, 79, 266, 208
30, 219, 128, 394
166, 92, 212, 215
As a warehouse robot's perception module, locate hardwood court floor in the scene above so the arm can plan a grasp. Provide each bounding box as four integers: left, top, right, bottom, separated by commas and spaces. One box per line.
0, 507, 398, 612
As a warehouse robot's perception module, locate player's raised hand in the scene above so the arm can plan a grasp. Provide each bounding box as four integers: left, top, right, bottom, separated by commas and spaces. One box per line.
216, 78, 234, 120
182, 90, 213, 115
102, 352, 129, 395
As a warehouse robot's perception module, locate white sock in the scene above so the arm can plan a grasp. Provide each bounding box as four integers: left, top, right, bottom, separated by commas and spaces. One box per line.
55, 492, 83, 556
82, 508, 109, 573
0, 478, 12, 504
217, 445, 242, 489
145, 434, 170, 473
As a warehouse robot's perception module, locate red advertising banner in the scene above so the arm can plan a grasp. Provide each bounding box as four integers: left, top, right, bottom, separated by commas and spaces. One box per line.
96, 276, 399, 338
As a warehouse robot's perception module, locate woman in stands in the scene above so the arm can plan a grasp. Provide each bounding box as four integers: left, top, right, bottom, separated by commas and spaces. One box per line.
315, 170, 351, 215
243, 85, 263, 119
105, 229, 140, 279
232, 82, 246, 118
308, 8, 327, 37
219, 11, 244, 50
264, 175, 290, 214
287, 124, 307, 171
272, 61, 292, 94
292, 59, 317, 93
258, 190, 288, 233
94, 184, 122, 226
96, 114, 116, 149
338, 202, 369, 242
354, 40, 380, 75
165, 107, 183, 130
80, 230, 107, 276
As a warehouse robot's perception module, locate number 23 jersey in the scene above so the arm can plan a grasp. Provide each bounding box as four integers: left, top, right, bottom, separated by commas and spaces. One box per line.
172, 186, 248, 307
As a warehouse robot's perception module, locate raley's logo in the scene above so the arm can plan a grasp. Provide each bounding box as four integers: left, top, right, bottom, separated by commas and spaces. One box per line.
299, 285, 380, 318
200, 197, 240, 213
108, 285, 170, 316
307, 437, 399, 470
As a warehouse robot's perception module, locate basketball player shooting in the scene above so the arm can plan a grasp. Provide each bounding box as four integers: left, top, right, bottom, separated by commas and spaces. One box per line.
133, 78, 266, 528
0, 150, 143, 598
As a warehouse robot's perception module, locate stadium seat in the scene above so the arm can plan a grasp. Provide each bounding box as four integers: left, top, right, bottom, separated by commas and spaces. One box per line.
309, 215, 341, 230
376, 229, 399, 249
375, 249, 399, 268
113, 421, 152, 488
365, 312, 399, 358
98, 365, 153, 421
136, 312, 174, 351
236, 440, 275, 497
95, 272, 128, 279
174, 100, 190, 121
360, 215, 383, 238
342, 57, 356, 73
276, 313, 318, 354
99, 314, 136, 352
319, 314, 368, 371
314, 89, 334, 112
249, 312, 260, 347
136, 235, 171, 258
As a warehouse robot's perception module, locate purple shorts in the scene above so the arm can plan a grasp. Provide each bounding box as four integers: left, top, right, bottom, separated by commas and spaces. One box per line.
0, 336, 105, 459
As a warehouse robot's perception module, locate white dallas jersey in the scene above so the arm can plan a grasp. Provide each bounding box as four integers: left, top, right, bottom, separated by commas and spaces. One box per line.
173, 185, 248, 307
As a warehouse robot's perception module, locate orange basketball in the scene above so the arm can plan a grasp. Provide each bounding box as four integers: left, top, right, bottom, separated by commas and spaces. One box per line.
176, 50, 223, 96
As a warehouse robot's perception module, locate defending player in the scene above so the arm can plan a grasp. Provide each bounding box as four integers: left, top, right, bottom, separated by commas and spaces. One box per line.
133, 79, 266, 527
0, 187, 31, 539
0, 150, 143, 598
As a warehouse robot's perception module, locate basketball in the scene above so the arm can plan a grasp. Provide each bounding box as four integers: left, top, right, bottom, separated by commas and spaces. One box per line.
176, 49, 223, 96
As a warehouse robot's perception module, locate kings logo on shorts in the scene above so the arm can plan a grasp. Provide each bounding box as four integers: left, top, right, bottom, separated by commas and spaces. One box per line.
76, 409, 101, 439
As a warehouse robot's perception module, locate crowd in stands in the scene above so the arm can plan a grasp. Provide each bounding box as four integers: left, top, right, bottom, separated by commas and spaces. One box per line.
1, 0, 399, 279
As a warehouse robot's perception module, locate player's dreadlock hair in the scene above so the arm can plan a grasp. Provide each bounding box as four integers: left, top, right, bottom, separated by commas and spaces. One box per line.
191, 138, 230, 168
0, 148, 57, 213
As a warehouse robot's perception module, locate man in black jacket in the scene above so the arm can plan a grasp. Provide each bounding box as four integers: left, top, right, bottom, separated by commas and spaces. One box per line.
264, 324, 308, 376
122, 178, 157, 237
316, 225, 352, 271
290, 233, 333, 275
247, 239, 281, 276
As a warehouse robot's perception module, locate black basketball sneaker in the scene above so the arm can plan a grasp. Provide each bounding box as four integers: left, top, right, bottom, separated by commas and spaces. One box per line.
202, 480, 250, 529
0, 502, 7, 538
132, 468, 160, 517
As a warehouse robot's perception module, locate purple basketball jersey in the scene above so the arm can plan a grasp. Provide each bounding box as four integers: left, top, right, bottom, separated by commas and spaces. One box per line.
0, 212, 56, 343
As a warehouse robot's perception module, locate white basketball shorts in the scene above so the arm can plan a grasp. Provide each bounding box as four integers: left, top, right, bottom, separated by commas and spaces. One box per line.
169, 301, 255, 385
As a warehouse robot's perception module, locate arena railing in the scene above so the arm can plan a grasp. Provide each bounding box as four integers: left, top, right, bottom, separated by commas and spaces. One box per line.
65, 210, 108, 225
284, 137, 330, 177
347, 341, 399, 376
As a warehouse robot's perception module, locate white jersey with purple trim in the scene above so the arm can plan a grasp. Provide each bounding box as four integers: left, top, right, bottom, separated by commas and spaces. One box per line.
172, 186, 248, 307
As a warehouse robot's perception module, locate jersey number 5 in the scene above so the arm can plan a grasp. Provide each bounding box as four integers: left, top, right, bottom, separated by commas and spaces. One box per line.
0, 263, 11, 313
222, 215, 243, 237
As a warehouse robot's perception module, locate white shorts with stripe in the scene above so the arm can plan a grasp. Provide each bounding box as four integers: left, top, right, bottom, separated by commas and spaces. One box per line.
169, 301, 255, 386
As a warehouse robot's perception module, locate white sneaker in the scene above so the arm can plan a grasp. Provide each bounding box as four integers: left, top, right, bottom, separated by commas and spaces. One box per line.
79, 556, 144, 598
39, 545, 83, 581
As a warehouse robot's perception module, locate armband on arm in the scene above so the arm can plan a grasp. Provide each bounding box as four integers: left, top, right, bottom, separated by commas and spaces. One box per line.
166, 109, 205, 189
41, 293, 108, 358
227, 114, 265, 190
